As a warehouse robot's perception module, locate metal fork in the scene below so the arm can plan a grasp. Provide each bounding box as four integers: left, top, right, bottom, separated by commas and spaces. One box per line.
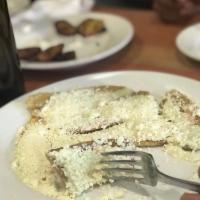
101, 151, 200, 192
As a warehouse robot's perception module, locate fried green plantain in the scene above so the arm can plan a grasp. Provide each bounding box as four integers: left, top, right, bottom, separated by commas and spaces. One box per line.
78, 18, 106, 37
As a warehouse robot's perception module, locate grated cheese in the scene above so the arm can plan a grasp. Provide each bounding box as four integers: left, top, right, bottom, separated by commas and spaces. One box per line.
50, 147, 104, 197
11, 87, 200, 200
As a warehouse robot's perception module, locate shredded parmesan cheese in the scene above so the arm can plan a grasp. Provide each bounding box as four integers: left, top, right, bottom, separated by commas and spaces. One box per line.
11, 87, 200, 200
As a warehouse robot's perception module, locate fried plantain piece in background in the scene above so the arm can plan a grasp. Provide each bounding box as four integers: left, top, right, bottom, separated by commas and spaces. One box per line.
36, 44, 64, 62
78, 18, 106, 37
18, 47, 41, 60
54, 51, 76, 62
55, 20, 77, 36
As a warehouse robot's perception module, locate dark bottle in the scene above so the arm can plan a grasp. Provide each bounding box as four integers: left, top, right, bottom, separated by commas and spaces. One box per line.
0, 0, 24, 106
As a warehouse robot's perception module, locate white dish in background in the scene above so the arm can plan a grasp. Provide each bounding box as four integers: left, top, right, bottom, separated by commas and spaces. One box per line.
12, 12, 134, 70
176, 23, 200, 62
0, 71, 200, 200
11, 0, 95, 20
31, 0, 95, 19
8, 0, 30, 16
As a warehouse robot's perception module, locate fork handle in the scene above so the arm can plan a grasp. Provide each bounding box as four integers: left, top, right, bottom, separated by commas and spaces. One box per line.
158, 170, 200, 193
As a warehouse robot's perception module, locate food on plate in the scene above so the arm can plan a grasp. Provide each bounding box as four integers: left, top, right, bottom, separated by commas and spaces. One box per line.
36, 44, 64, 62
18, 44, 76, 62
54, 51, 76, 62
18, 47, 41, 60
55, 20, 77, 36
160, 90, 200, 151
160, 89, 200, 125
26, 92, 52, 114
46, 139, 133, 196
78, 18, 106, 37
55, 18, 106, 37
18, 18, 106, 64
11, 86, 200, 200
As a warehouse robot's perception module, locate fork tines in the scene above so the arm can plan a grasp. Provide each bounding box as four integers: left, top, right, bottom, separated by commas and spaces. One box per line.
101, 150, 147, 184
101, 150, 200, 191
102, 150, 146, 156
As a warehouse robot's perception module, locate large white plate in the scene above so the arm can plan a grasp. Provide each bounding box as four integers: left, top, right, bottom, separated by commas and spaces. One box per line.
12, 12, 134, 70
0, 71, 200, 200
176, 23, 200, 62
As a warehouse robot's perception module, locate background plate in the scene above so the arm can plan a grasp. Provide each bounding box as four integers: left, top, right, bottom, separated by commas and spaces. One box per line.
13, 12, 134, 70
176, 23, 200, 62
0, 71, 199, 200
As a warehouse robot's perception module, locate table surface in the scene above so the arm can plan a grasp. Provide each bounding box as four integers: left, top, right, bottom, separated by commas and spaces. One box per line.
23, 6, 200, 92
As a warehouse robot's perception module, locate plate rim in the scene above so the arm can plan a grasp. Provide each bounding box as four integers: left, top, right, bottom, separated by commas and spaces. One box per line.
1, 70, 200, 110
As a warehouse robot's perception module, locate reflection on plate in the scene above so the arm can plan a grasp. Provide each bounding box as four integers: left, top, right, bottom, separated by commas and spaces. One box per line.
176, 23, 200, 62
0, 71, 199, 200
12, 12, 134, 70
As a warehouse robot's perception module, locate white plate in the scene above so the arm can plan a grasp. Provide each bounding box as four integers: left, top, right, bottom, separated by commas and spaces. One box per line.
176, 23, 200, 62
30, 0, 95, 18
12, 0, 95, 22
12, 12, 134, 70
8, 0, 30, 16
0, 71, 199, 200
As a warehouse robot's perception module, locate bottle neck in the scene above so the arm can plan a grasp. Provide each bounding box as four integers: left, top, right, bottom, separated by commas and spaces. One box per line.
0, 0, 22, 89
0, 0, 24, 106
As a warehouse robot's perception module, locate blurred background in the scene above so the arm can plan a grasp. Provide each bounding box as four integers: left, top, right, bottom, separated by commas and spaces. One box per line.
96, 0, 153, 9
7, 0, 153, 16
